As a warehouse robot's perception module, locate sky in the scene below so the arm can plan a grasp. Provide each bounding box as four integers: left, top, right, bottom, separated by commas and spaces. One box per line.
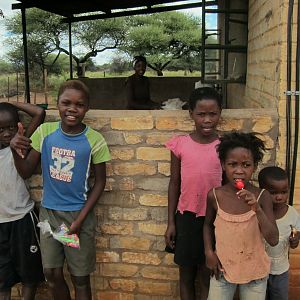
0, 0, 216, 65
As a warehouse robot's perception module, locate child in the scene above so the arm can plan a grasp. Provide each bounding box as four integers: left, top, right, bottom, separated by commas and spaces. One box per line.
125, 55, 160, 110
203, 131, 279, 300
0, 102, 45, 300
164, 87, 223, 300
258, 166, 300, 300
10, 80, 111, 300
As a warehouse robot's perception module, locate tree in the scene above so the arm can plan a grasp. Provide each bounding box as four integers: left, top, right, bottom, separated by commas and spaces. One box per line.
5, 8, 128, 77
122, 12, 202, 76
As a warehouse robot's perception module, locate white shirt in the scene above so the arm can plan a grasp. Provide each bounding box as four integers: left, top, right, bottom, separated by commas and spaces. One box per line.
0, 147, 34, 222
265, 205, 300, 275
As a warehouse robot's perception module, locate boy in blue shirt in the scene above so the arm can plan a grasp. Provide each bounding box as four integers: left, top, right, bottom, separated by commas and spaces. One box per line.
10, 80, 110, 300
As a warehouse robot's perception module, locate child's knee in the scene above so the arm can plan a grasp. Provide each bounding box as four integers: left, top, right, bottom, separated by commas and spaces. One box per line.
44, 268, 64, 285
71, 275, 90, 289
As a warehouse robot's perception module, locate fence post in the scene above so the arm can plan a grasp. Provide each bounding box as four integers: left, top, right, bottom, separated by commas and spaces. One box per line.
7, 76, 10, 101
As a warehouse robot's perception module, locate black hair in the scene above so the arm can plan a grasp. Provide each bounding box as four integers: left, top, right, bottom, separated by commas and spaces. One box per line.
57, 80, 90, 105
189, 87, 222, 110
133, 55, 147, 67
217, 131, 266, 165
0, 102, 20, 124
258, 166, 289, 188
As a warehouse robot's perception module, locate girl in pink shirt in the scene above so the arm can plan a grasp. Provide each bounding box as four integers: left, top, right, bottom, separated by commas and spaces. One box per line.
165, 87, 223, 300
203, 132, 279, 300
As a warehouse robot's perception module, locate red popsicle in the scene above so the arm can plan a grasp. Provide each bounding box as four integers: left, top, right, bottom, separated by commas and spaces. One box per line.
235, 179, 244, 190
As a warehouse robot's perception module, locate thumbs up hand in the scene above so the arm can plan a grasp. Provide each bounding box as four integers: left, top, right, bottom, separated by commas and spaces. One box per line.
10, 122, 31, 158
17, 122, 24, 136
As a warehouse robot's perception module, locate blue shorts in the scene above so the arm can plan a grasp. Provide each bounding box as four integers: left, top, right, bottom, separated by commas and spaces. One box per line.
208, 273, 268, 300
266, 271, 289, 300
0, 211, 44, 291
174, 211, 205, 266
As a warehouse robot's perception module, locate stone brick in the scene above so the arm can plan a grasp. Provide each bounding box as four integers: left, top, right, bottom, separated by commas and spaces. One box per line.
28, 175, 42, 187
101, 192, 138, 207
96, 236, 108, 248
111, 116, 153, 130
146, 133, 173, 145
29, 189, 42, 202
122, 252, 161, 265
119, 178, 135, 191
110, 236, 152, 251
102, 131, 125, 145
83, 116, 110, 130
136, 178, 169, 191
261, 135, 275, 149
135, 295, 177, 300
137, 147, 170, 161
92, 276, 109, 290
138, 222, 166, 235
113, 163, 156, 176
150, 207, 168, 222
111, 148, 135, 160
123, 133, 143, 144
100, 263, 138, 277
109, 279, 136, 292
137, 281, 172, 295
106, 163, 113, 176
151, 236, 166, 252
139, 194, 168, 207
155, 117, 194, 131
96, 291, 134, 300
252, 116, 274, 133
96, 251, 120, 263
108, 207, 148, 221
104, 178, 116, 191
217, 118, 244, 131
141, 266, 179, 280
100, 223, 133, 235
158, 162, 171, 176
163, 253, 176, 266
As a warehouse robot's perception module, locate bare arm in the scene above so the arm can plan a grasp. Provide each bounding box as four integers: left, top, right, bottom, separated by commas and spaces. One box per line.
69, 162, 106, 234
11, 101, 45, 137
10, 146, 41, 179
203, 189, 222, 278
237, 189, 279, 246
164, 152, 181, 249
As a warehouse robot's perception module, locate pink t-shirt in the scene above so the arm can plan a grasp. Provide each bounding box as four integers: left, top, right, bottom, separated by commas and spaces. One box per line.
166, 135, 222, 216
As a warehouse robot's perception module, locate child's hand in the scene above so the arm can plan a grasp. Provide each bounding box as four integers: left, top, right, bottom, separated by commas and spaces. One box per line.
236, 189, 259, 212
206, 250, 223, 280
69, 220, 82, 235
289, 229, 299, 249
10, 122, 30, 158
164, 223, 176, 250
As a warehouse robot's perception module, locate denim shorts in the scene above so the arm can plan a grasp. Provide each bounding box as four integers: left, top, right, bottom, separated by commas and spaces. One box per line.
208, 273, 268, 300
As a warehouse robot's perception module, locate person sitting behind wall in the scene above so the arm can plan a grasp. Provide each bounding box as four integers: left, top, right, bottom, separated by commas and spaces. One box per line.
125, 55, 161, 110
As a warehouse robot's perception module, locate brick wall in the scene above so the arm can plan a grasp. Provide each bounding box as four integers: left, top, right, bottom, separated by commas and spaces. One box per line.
247, 1, 300, 298
13, 109, 279, 299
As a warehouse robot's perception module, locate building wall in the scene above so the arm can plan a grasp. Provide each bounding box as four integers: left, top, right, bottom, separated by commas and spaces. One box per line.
246, 0, 300, 298
80, 77, 202, 110
12, 109, 279, 300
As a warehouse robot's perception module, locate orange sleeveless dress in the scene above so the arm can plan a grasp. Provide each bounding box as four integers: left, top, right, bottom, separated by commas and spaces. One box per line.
213, 188, 270, 284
